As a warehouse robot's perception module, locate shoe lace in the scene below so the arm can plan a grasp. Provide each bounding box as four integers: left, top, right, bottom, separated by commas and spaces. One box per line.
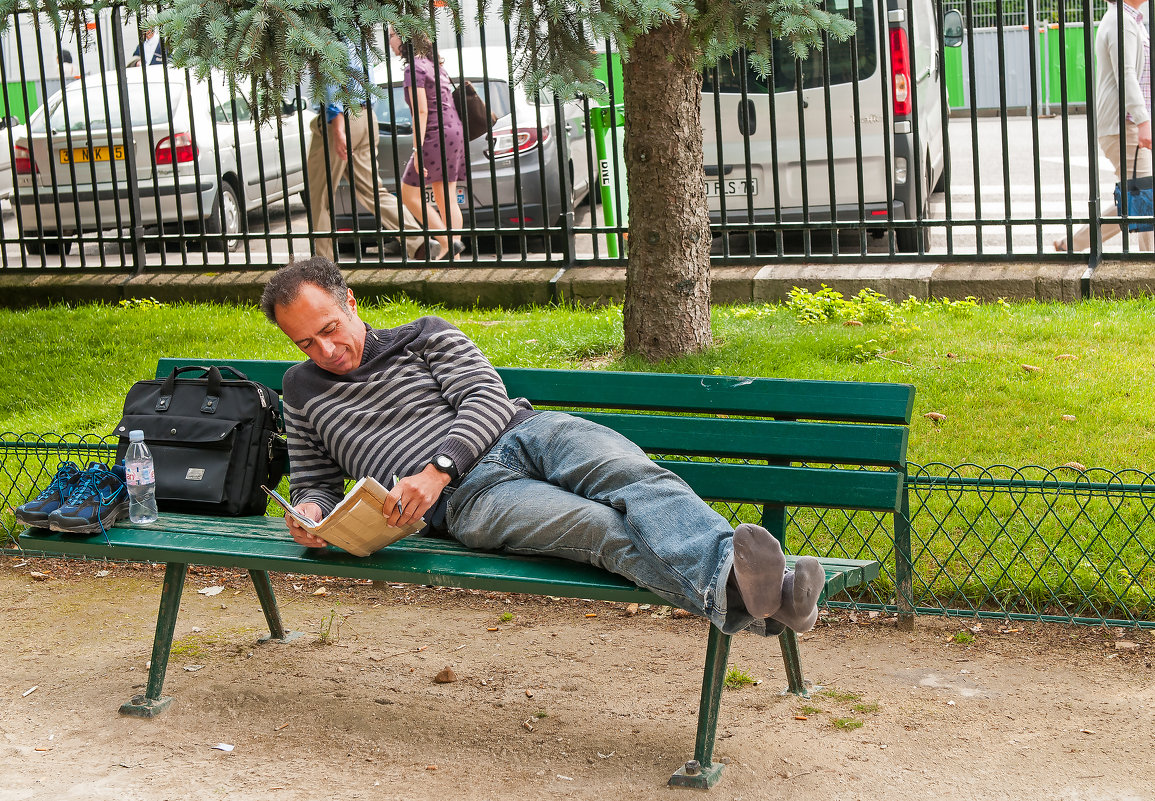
63, 467, 119, 544
35, 464, 79, 500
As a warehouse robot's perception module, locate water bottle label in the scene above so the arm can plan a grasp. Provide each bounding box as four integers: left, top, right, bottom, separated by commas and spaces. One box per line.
126, 464, 155, 485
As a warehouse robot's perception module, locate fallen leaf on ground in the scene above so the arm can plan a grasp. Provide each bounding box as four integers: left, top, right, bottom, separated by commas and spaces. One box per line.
198, 586, 224, 597
924, 412, 947, 421
1061, 461, 1087, 473
29, 572, 50, 581
1114, 641, 1138, 651
1021, 364, 1041, 372
1061, 415, 1076, 422
95, 570, 110, 578
625, 603, 639, 616
1055, 354, 1078, 360
672, 608, 693, 619
843, 320, 863, 327
212, 743, 234, 752
312, 587, 328, 596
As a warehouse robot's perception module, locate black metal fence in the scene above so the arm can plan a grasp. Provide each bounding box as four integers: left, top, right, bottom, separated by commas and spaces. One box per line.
4, 432, 1155, 628
0, 0, 1152, 271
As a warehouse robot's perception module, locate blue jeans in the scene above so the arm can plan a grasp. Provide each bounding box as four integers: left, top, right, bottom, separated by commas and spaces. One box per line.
446, 411, 756, 634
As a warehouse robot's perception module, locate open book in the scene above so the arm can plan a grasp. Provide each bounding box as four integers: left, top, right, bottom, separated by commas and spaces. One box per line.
262, 477, 424, 557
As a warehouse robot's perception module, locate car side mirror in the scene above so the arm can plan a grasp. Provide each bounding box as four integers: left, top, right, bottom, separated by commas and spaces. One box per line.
1, 116, 18, 130
943, 9, 964, 48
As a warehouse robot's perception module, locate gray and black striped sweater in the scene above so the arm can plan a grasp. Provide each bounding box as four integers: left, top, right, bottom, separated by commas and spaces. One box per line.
283, 316, 535, 515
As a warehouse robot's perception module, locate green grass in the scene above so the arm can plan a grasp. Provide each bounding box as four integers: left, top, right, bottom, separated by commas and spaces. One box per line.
723, 664, 757, 689
4, 296, 1155, 470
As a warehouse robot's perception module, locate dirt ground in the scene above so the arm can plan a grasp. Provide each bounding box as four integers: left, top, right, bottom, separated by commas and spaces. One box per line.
1, 552, 1153, 801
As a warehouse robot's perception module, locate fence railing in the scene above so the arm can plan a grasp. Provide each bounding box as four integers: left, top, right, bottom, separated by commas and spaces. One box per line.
4, 432, 1154, 628
0, 0, 1150, 270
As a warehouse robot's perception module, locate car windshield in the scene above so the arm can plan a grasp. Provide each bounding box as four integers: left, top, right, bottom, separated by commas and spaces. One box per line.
704, 0, 877, 94
32, 80, 181, 134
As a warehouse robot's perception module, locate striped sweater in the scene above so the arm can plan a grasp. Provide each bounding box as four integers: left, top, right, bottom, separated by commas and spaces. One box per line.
282, 316, 535, 515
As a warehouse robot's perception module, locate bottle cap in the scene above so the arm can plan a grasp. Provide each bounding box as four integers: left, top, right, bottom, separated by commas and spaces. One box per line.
129, 429, 145, 442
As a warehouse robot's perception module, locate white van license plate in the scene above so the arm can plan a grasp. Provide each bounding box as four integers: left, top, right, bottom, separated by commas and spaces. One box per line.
706, 178, 758, 197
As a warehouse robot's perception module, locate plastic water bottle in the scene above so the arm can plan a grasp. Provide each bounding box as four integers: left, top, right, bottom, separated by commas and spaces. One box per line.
125, 429, 159, 524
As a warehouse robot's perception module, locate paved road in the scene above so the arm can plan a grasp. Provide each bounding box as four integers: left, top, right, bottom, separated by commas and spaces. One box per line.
0, 113, 1129, 268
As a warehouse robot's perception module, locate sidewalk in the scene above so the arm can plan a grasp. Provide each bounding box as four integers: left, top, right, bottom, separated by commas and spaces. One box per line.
3, 259, 1155, 309
1, 554, 1151, 800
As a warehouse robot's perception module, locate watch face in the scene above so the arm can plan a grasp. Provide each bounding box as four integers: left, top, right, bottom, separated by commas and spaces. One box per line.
435, 455, 454, 472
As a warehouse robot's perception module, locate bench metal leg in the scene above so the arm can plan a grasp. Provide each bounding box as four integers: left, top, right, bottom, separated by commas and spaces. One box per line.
669, 624, 729, 789
250, 569, 303, 644
120, 561, 187, 718
778, 628, 816, 698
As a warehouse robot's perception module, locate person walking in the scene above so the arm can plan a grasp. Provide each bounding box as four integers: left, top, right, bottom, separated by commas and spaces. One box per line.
1057, 0, 1153, 252
306, 39, 439, 262
389, 27, 467, 260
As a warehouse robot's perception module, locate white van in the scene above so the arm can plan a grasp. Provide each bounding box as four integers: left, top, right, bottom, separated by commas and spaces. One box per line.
702, 0, 962, 252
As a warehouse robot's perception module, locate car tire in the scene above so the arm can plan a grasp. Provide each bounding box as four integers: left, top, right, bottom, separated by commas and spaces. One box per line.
896, 163, 931, 254
204, 181, 243, 252
24, 236, 71, 256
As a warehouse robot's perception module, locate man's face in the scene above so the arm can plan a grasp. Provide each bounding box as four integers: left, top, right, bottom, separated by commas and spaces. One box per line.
275, 283, 367, 375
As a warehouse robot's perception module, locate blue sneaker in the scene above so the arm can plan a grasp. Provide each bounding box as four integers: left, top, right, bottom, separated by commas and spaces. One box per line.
14, 461, 83, 528
46, 462, 129, 534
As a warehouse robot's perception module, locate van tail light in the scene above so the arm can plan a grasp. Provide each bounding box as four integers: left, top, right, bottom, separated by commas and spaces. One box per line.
889, 27, 912, 117
155, 132, 197, 165
489, 125, 551, 159
14, 144, 36, 175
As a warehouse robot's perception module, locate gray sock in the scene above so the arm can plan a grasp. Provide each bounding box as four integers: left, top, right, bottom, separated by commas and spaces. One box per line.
731, 523, 787, 619
769, 556, 825, 633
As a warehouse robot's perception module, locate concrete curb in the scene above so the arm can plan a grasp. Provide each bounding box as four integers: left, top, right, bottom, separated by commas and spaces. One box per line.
1, 260, 1153, 309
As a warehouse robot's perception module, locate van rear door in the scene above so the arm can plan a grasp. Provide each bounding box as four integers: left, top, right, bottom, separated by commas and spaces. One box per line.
702, 0, 888, 223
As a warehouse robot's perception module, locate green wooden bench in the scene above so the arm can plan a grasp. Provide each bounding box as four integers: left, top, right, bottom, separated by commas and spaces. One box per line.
20, 358, 914, 789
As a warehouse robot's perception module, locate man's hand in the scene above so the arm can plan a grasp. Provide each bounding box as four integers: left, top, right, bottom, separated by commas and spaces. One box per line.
384, 463, 451, 528
329, 116, 348, 161
1140, 120, 1152, 150
285, 502, 326, 548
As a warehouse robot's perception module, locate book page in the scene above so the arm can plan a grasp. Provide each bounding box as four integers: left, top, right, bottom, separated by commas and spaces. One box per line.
262, 478, 424, 556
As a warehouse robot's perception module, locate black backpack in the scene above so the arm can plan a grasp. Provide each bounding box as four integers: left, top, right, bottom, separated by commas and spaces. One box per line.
115, 365, 287, 516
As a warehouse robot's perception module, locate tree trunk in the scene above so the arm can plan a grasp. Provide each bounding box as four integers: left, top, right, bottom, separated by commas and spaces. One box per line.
621, 19, 712, 361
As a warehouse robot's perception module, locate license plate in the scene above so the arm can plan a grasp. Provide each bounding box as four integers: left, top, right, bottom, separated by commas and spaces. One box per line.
60, 145, 125, 164
705, 177, 758, 197
423, 186, 468, 205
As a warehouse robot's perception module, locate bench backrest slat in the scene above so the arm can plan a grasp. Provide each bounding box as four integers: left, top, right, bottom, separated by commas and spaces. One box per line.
156, 358, 913, 513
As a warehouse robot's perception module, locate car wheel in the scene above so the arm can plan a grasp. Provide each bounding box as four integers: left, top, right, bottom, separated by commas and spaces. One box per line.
204, 181, 243, 251
24, 236, 71, 256
896, 163, 931, 254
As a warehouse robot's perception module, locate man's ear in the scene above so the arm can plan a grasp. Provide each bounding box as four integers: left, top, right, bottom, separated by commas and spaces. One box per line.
346, 288, 357, 317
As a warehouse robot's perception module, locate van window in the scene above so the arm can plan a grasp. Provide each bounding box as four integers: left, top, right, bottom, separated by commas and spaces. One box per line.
704, 0, 877, 94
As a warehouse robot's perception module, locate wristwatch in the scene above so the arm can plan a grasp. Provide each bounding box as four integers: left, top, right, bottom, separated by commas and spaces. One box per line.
431, 454, 459, 481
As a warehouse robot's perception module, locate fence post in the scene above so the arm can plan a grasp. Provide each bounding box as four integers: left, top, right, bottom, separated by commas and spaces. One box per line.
895, 468, 915, 630
110, 8, 146, 275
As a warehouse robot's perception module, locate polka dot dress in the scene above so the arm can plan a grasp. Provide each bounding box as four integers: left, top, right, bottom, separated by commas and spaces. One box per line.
402, 56, 467, 186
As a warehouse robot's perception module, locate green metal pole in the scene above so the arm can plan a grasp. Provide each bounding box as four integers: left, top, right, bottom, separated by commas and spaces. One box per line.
119, 561, 187, 717
669, 624, 729, 789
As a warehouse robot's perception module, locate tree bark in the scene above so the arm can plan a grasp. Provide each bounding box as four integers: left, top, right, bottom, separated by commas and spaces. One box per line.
621, 19, 712, 361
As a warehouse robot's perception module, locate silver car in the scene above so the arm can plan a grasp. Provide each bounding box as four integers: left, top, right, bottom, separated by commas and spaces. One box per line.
14, 67, 310, 255
328, 47, 591, 251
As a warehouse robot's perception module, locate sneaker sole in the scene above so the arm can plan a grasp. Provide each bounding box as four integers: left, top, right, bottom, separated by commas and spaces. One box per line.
48, 498, 129, 535
14, 511, 52, 529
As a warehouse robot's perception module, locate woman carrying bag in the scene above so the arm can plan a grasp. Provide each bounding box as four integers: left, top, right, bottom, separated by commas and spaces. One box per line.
1057, 0, 1153, 253
389, 27, 468, 261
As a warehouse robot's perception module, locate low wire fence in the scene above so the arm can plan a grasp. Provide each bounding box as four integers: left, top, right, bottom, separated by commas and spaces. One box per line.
4, 432, 1153, 628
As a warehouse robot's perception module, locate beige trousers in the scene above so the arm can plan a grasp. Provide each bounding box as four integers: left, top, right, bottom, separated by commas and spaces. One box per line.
1068, 122, 1155, 252
306, 110, 426, 260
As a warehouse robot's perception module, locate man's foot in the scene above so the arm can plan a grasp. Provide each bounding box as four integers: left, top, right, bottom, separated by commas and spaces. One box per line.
770, 556, 825, 633
731, 523, 786, 619
414, 240, 443, 261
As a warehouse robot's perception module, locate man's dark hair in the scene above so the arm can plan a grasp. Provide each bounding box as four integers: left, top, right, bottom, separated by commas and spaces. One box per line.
260, 258, 350, 324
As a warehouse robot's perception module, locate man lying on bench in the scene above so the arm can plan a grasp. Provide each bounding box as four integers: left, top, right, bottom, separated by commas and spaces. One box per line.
259, 258, 825, 634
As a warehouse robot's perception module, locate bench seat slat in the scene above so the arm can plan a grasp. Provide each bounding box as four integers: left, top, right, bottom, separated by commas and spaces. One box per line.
575, 412, 908, 467
19, 521, 880, 605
